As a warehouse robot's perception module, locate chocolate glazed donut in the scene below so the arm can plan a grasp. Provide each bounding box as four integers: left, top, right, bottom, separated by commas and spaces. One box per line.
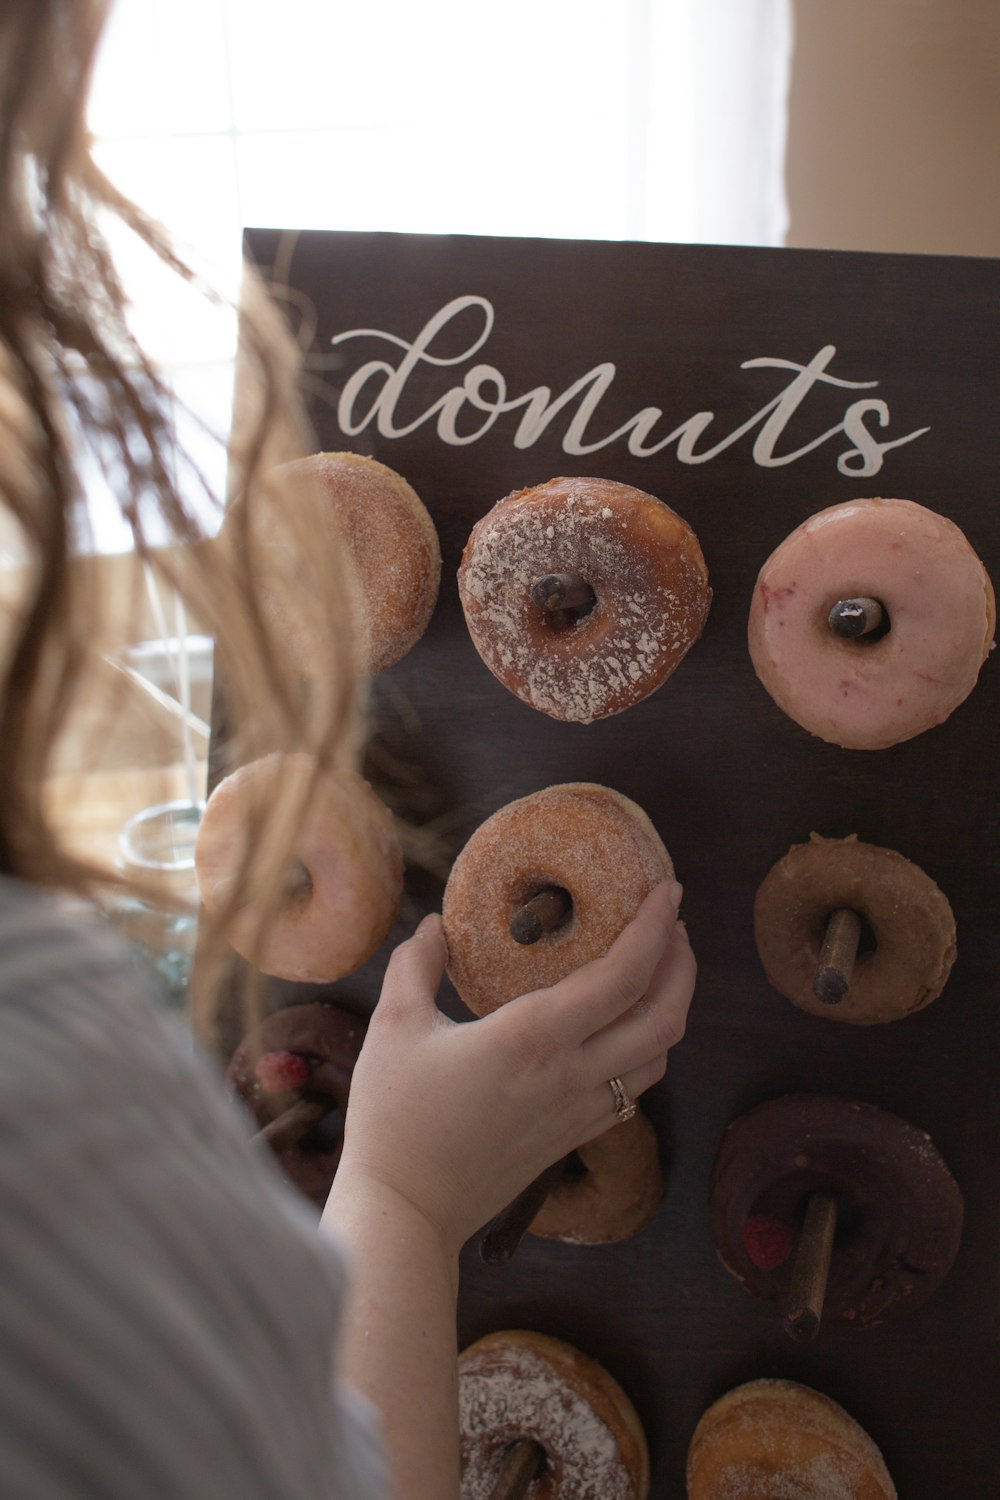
709, 1094, 964, 1327
227, 1003, 366, 1206
754, 834, 956, 1025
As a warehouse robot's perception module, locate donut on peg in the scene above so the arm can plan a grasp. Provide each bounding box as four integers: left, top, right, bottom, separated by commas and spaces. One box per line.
227, 1002, 366, 1206
243, 450, 441, 675
443, 782, 674, 1013
709, 1094, 964, 1331
527, 1112, 664, 1246
458, 476, 711, 723
459, 1330, 650, 1500
443, 783, 673, 1248
748, 497, 995, 749
195, 752, 403, 983
754, 834, 956, 1025
687, 1379, 896, 1500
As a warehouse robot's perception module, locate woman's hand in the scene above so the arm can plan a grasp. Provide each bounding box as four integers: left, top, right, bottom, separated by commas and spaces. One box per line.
333, 880, 695, 1256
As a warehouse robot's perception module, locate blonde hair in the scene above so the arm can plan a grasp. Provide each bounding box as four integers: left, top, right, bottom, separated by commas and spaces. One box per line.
0, 1, 363, 1029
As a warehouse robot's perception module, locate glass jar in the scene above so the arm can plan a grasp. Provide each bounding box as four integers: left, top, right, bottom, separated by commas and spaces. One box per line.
113, 799, 204, 1014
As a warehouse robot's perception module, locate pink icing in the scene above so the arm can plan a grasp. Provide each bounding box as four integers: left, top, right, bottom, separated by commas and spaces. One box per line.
748, 497, 995, 749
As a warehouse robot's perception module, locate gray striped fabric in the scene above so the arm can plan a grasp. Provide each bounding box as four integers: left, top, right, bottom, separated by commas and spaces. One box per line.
0, 877, 387, 1499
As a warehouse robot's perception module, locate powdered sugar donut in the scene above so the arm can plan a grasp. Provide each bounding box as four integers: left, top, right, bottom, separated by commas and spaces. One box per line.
748, 497, 995, 749
459, 1330, 650, 1500
195, 752, 403, 983
442, 782, 673, 1015
687, 1379, 896, 1499
458, 477, 710, 723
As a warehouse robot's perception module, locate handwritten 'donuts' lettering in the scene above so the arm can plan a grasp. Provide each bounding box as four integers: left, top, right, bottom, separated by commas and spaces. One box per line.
332, 295, 928, 476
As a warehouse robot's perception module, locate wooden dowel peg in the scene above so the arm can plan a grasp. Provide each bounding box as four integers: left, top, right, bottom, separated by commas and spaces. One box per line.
480, 1156, 569, 1265
783, 1190, 838, 1343
813, 908, 863, 1004
253, 1096, 330, 1152
828, 597, 885, 639
509, 887, 573, 945
487, 1439, 546, 1500
531, 572, 597, 615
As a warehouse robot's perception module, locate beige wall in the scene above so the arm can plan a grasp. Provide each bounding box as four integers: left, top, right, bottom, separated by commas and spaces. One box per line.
786, 0, 1000, 256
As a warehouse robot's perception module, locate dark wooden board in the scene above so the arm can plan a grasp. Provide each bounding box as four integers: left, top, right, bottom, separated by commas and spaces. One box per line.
232, 230, 1000, 1497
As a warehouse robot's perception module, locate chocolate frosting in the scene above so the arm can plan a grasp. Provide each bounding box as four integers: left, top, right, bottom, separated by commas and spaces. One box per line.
709, 1094, 963, 1327
227, 1002, 365, 1206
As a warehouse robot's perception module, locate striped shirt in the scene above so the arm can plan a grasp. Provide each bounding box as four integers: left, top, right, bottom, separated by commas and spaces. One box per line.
0, 876, 387, 1499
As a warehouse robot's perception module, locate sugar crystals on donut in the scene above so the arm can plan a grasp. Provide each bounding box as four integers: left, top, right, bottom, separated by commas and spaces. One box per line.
748, 496, 996, 749
442, 782, 674, 1016
195, 752, 403, 984
687, 1378, 897, 1500
459, 1330, 650, 1500
236, 450, 441, 677
458, 476, 711, 723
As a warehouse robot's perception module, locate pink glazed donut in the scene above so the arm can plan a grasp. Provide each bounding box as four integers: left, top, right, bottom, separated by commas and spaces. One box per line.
748, 497, 995, 749
195, 752, 403, 982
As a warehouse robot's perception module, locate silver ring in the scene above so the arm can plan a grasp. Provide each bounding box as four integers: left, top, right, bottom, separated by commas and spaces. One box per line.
608, 1075, 636, 1123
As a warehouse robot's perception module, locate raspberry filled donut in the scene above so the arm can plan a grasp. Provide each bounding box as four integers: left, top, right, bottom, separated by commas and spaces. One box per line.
709, 1094, 964, 1329
687, 1379, 896, 1499
459, 1330, 650, 1500
251, 451, 441, 674
195, 752, 403, 983
458, 476, 711, 722
442, 782, 674, 1015
227, 1002, 365, 1205
754, 834, 956, 1025
748, 497, 995, 749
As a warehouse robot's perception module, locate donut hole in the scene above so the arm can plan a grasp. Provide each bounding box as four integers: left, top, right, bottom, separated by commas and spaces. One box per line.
508, 884, 575, 945
811, 907, 877, 963
281, 858, 313, 914
560, 1150, 589, 1186
497, 1439, 549, 1488
825, 595, 891, 644
531, 571, 598, 633
302, 1105, 345, 1151
786, 1183, 862, 1247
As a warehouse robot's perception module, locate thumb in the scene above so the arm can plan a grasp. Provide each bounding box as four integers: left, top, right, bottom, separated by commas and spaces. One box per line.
376, 912, 448, 1020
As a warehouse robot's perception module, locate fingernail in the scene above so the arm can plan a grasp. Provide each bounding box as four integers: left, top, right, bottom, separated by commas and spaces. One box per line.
415, 912, 442, 937
667, 881, 683, 910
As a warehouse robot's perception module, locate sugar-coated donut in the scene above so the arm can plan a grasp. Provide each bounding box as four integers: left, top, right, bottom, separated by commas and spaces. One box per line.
754, 834, 956, 1025
748, 497, 995, 749
687, 1379, 896, 1499
459, 1329, 650, 1500
458, 476, 711, 722
195, 752, 403, 983
227, 1002, 365, 1206
529, 1112, 663, 1245
269, 451, 441, 674
442, 782, 673, 1015
709, 1094, 964, 1328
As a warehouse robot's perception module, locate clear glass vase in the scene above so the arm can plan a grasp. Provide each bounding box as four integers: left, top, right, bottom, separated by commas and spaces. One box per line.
114, 799, 204, 1014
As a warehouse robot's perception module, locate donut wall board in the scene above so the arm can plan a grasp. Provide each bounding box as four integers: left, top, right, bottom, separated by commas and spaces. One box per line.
228, 230, 1000, 1497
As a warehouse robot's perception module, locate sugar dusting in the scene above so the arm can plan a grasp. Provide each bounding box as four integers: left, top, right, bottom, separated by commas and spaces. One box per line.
442, 783, 672, 1015
690, 1380, 896, 1500
459, 1345, 633, 1500
458, 479, 709, 722
283, 451, 441, 672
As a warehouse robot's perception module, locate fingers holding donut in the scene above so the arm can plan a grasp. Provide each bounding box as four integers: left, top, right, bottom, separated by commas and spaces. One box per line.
583, 921, 696, 1108
504, 878, 685, 1044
